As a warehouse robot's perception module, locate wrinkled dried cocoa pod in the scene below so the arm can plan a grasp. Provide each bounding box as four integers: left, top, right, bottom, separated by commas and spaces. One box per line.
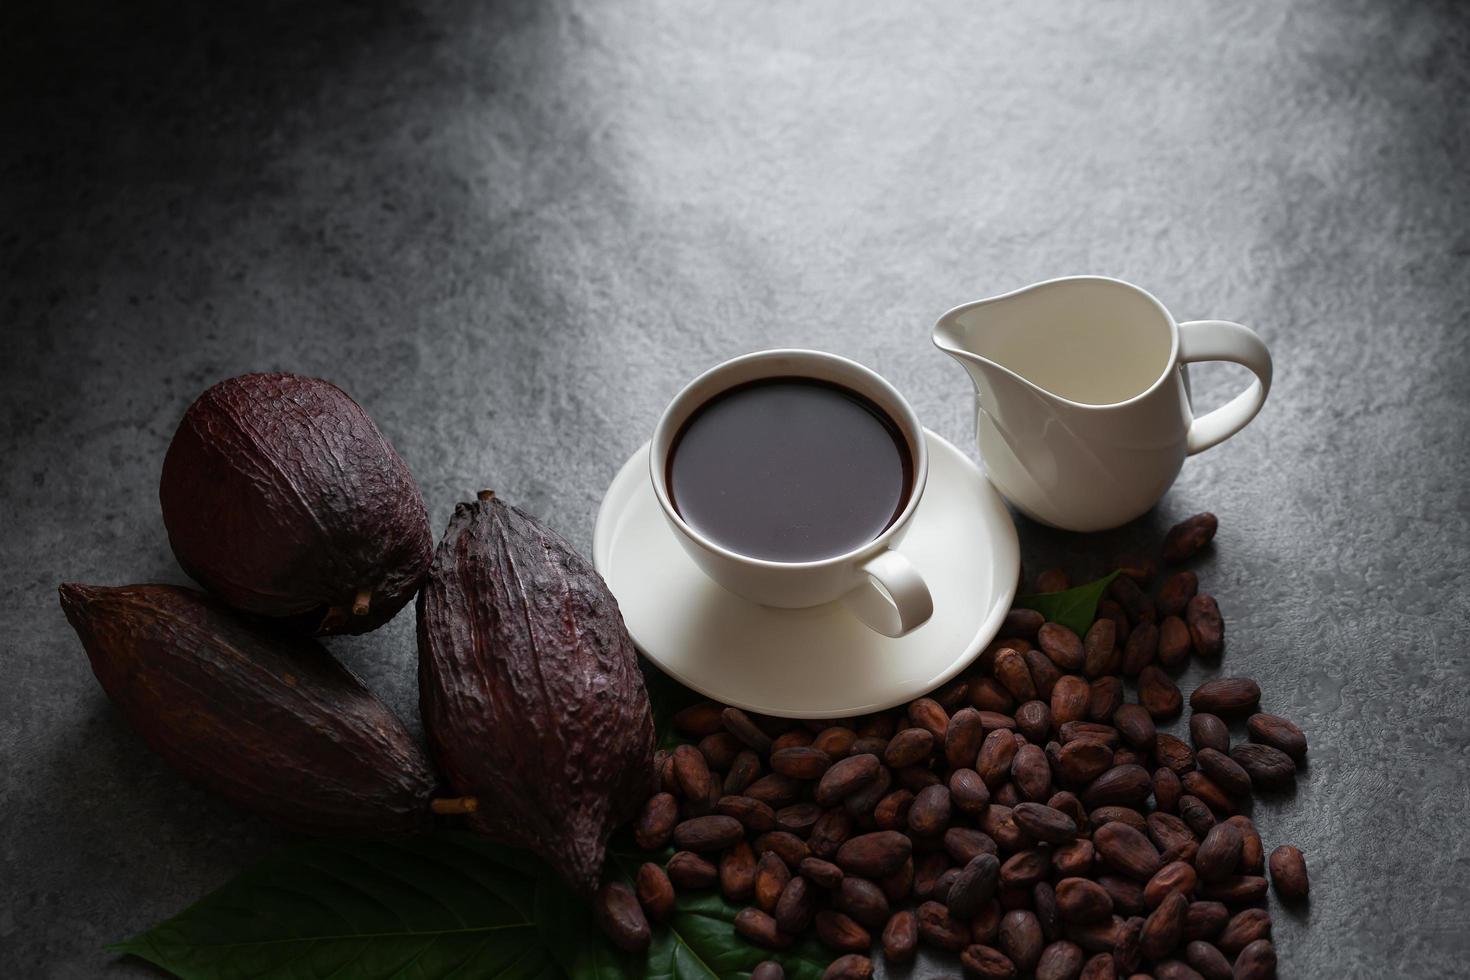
60, 583, 435, 835
1162, 513, 1218, 565
416, 492, 655, 895
159, 373, 432, 635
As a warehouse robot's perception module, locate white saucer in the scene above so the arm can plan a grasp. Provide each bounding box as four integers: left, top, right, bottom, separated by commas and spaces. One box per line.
592, 429, 1020, 719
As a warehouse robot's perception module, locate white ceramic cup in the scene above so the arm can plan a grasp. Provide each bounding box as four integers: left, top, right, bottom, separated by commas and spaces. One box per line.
650, 349, 935, 638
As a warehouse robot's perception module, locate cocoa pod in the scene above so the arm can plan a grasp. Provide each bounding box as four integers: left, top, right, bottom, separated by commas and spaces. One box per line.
999, 910, 1044, 973
720, 841, 757, 902
595, 881, 651, 952
754, 831, 810, 868
1138, 666, 1183, 719
1056, 877, 1114, 924
1162, 513, 1217, 565
1189, 713, 1230, 753
836, 831, 912, 877
1158, 615, 1192, 668
1268, 845, 1309, 901
1013, 802, 1078, 844
1084, 618, 1119, 679
1233, 939, 1277, 979
909, 784, 953, 836
735, 907, 792, 949
1185, 594, 1224, 658
1002, 607, 1045, 638
882, 908, 919, 963
1247, 714, 1308, 762
1036, 939, 1084, 980
1185, 941, 1232, 980
908, 697, 951, 741
1024, 649, 1064, 701
947, 708, 989, 770
770, 745, 832, 780
416, 496, 656, 895
1196, 748, 1252, 799
798, 856, 845, 889
836, 875, 891, 929
774, 875, 814, 932
1185, 900, 1229, 940
917, 900, 970, 952
1189, 678, 1259, 715
1016, 701, 1053, 745
1038, 623, 1086, 671
1083, 763, 1153, 810
673, 815, 744, 852
816, 754, 882, 805
1154, 767, 1182, 813
994, 648, 1038, 702
884, 727, 935, 768
666, 850, 718, 889
1141, 891, 1188, 960
635, 862, 675, 923
1088, 678, 1125, 724
1052, 675, 1092, 728
1228, 744, 1297, 790
672, 701, 725, 737
821, 954, 873, 980
961, 944, 1019, 979
1157, 570, 1199, 617
1094, 822, 1163, 881
815, 909, 870, 952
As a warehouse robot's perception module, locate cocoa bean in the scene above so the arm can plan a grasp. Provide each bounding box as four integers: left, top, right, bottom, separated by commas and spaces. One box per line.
1228, 744, 1296, 790
894, 765, 940, 792
1196, 748, 1252, 799
947, 708, 989, 770
1108, 575, 1156, 624
716, 795, 777, 834
1013, 802, 1078, 844
770, 745, 833, 780
773, 874, 815, 932
672, 701, 725, 737
1036, 939, 1085, 980
836, 831, 911, 877
1024, 649, 1064, 701
813, 726, 858, 759
1056, 877, 1114, 923
972, 677, 1018, 713
980, 804, 1033, 852
908, 697, 950, 741
980, 710, 1020, 732
1154, 766, 1182, 813
1246, 714, 1307, 762
723, 707, 774, 753
1094, 822, 1164, 880
1034, 881, 1061, 942
1189, 678, 1259, 715
909, 784, 953, 837
1056, 738, 1114, 786
1219, 908, 1273, 956
994, 647, 1038, 702
1082, 764, 1152, 809
873, 789, 914, 832
1226, 816, 1265, 874
851, 736, 890, 758
752, 961, 785, 980
1054, 839, 1096, 878
1157, 570, 1199, 616
1178, 795, 1217, 838
979, 728, 1021, 787
961, 944, 1019, 979
1088, 677, 1125, 723
720, 841, 757, 902
1189, 713, 1230, 753
753, 851, 791, 912
666, 850, 718, 889
815, 754, 882, 806
699, 731, 743, 770
1089, 806, 1148, 834
1113, 914, 1143, 972
878, 856, 914, 904
596, 881, 651, 952
1097, 876, 1147, 916
809, 806, 853, 857
1059, 721, 1120, 746
1096, 599, 1131, 645
1181, 771, 1238, 815
882, 908, 919, 963
635, 862, 676, 922
746, 773, 804, 807
1084, 618, 1120, 678
1197, 876, 1268, 905
1036, 568, 1071, 593
1184, 900, 1229, 940
1039, 623, 1086, 671
1158, 614, 1192, 668
798, 856, 844, 889
1049, 790, 1089, 830
950, 768, 991, 816
1052, 675, 1092, 727
1155, 961, 1207, 980
1016, 700, 1053, 744
1139, 666, 1183, 719
917, 900, 971, 952
1268, 845, 1308, 901
1162, 513, 1217, 565
673, 814, 743, 852
948, 853, 1002, 918
1000, 848, 1053, 889
724, 750, 762, 795
635, 792, 680, 850
999, 909, 1044, 973
884, 727, 935, 768
1080, 951, 1117, 979
946, 825, 1000, 863
1185, 940, 1232, 980
1154, 732, 1195, 774
1140, 891, 1188, 960
973, 900, 1003, 944
1122, 620, 1160, 675
1145, 861, 1199, 908
835, 875, 890, 929
821, 954, 873, 980
1185, 593, 1224, 659
815, 909, 870, 952
1232, 939, 1277, 980
775, 802, 822, 837
734, 907, 792, 949
1012, 743, 1054, 802
1067, 915, 1125, 952
1002, 607, 1045, 639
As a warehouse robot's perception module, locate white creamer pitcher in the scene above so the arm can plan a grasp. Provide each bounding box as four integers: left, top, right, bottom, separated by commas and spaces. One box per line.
933, 276, 1272, 532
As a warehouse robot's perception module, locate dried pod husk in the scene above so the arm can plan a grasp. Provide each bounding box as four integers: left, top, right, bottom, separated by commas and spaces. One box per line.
416, 492, 655, 895
59, 583, 435, 835
159, 373, 432, 635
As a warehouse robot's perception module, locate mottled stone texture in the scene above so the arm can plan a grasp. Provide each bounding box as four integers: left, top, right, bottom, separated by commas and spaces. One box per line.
2, 0, 1467, 976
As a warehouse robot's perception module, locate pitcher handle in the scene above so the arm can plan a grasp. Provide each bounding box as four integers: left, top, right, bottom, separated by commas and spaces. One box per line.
841, 550, 933, 638
1177, 320, 1273, 455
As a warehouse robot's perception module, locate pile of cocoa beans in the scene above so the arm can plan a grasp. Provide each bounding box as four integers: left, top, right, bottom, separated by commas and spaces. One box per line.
606, 513, 1310, 979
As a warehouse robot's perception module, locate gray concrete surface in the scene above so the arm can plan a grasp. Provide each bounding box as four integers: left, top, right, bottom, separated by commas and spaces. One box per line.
3, 0, 1468, 976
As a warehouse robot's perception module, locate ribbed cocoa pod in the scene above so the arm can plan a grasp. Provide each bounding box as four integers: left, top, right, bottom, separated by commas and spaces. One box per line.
60, 584, 436, 836
1162, 513, 1217, 565
1247, 714, 1308, 762
417, 493, 654, 895
159, 373, 432, 635
1268, 845, 1309, 901
596, 881, 651, 952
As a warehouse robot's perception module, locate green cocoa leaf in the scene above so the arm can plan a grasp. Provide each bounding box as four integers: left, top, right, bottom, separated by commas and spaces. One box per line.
1014, 569, 1120, 636
113, 831, 828, 980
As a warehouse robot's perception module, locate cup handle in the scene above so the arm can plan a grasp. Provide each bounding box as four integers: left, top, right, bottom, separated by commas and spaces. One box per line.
1177, 319, 1274, 455
841, 550, 934, 638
